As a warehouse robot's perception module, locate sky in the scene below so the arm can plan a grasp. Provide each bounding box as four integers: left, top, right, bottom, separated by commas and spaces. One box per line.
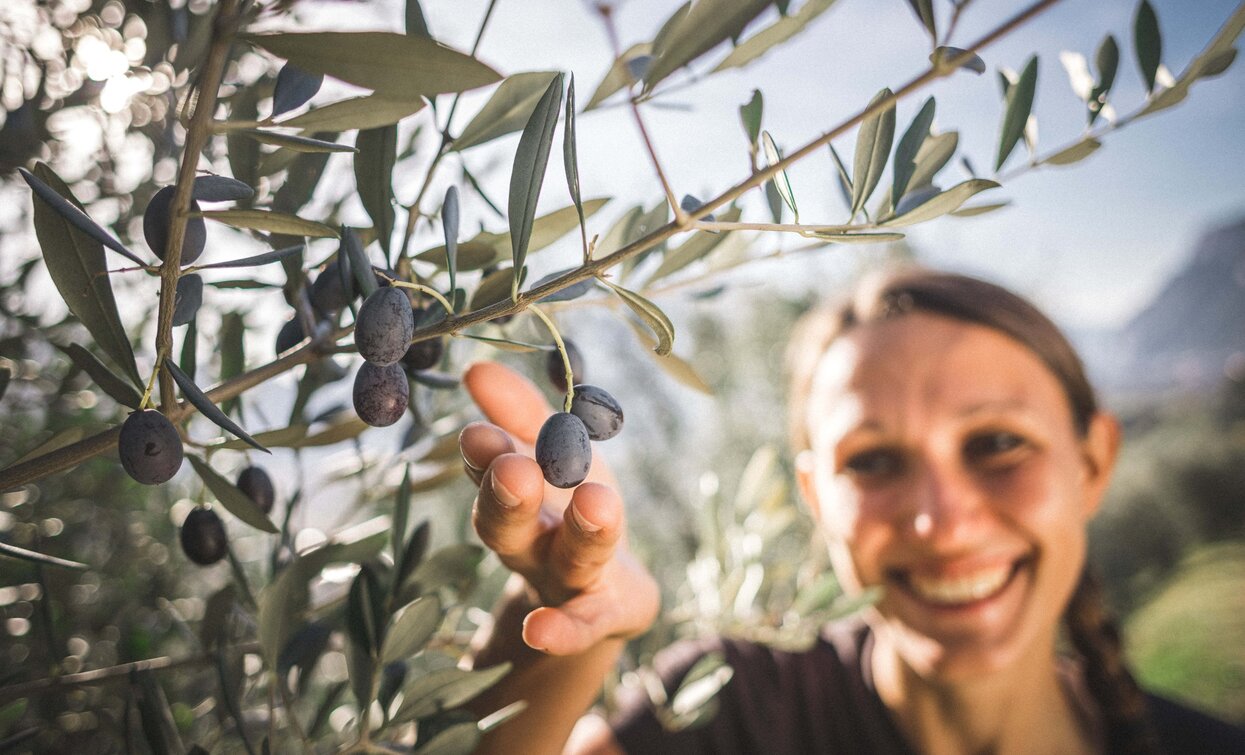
331, 0, 1245, 331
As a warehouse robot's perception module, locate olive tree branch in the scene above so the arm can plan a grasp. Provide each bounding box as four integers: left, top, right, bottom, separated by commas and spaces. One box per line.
156, 0, 244, 412
0, 0, 1059, 490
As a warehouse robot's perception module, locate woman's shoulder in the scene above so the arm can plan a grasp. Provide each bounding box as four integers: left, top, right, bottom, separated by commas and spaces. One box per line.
1144, 693, 1245, 754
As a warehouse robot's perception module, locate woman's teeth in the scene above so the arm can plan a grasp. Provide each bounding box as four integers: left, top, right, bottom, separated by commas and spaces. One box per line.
906, 565, 1013, 605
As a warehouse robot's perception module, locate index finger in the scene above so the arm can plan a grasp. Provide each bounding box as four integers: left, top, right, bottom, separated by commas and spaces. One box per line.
463, 361, 554, 445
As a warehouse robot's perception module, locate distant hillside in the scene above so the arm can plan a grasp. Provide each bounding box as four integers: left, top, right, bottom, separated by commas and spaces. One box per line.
1080, 217, 1245, 397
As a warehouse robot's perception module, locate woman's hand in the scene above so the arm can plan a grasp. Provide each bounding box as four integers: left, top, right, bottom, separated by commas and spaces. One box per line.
459, 361, 660, 656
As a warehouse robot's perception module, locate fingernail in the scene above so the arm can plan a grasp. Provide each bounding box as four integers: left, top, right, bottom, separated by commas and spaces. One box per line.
490, 469, 520, 508
461, 446, 484, 473
571, 503, 602, 533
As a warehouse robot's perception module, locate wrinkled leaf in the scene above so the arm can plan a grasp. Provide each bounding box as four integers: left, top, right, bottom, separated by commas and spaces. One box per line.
891, 97, 935, 207
761, 131, 797, 222
245, 32, 501, 99
165, 359, 270, 453
509, 73, 564, 300
355, 125, 398, 257
995, 56, 1038, 171
850, 88, 895, 217
172, 273, 203, 327
187, 456, 279, 533
272, 62, 323, 117
642, 0, 771, 93
1134, 0, 1162, 93
381, 595, 442, 664
713, 0, 838, 72
0, 541, 88, 570
240, 129, 355, 153
881, 178, 1001, 227
455, 71, 560, 151
19, 166, 147, 266
26, 163, 142, 386
600, 279, 674, 355
276, 94, 426, 133
58, 343, 142, 408
199, 209, 338, 238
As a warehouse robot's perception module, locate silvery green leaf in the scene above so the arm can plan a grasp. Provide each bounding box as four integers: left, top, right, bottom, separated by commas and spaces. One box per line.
642, 0, 771, 93
761, 131, 798, 222
199, 209, 338, 238
186, 455, 279, 533
891, 97, 935, 207
443, 186, 460, 294
20, 166, 147, 267
528, 268, 594, 302
826, 142, 853, 213
454, 71, 561, 151
850, 89, 896, 217
948, 201, 1011, 217
165, 359, 270, 453
347, 565, 385, 657
563, 75, 587, 258
907, 131, 957, 191
57, 343, 142, 408
881, 179, 1001, 227
272, 62, 323, 117
808, 231, 906, 244
355, 125, 397, 257
1134, 0, 1162, 93
585, 43, 652, 110
713, 0, 838, 72
391, 663, 512, 724
739, 89, 763, 146
193, 243, 303, 270
172, 273, 203, 327
191, 175, 255, 203
380, 595, 442, 663
341, 227, 379, 299
508, 73, 564, 300
600, 279, 674, 355
1137, 4, 1245, 117
239, 129, 356, 153
648, 206, 741, 282
931, 46, 985, 75
245, 32, 501, 99
994, 56, 1038, 171
1042, 137, 1101, 166
276, 94, 426, 132
904, 0, 936, 40
679, 194, 715, 223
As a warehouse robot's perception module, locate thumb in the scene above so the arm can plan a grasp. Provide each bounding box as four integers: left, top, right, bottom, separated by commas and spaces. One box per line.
463, 361, 554, 445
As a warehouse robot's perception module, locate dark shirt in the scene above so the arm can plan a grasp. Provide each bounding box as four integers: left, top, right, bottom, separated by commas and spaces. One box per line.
610, 620, 1245, 754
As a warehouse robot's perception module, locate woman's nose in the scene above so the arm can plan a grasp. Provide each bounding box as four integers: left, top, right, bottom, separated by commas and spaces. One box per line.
906, 458, 988, 544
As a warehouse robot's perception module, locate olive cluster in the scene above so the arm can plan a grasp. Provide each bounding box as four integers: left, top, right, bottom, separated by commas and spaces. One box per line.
179, 466, 275, 566
534, 339, 625, 489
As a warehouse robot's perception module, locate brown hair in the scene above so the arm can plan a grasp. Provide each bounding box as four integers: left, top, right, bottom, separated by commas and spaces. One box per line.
786, 268, 1158, 754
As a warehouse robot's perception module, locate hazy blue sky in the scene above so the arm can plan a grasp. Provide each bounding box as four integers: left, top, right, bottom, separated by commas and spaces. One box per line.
345, 0, 1245, 329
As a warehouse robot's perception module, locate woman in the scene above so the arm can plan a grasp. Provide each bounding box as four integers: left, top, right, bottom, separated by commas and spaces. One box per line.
457, 270, 1244, 754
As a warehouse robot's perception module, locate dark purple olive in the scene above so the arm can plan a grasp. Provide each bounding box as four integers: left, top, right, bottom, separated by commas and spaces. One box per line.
355, 287, 414, 366
144, 185, 207, 265
236, 466, 276, 514
570, 384, 624, 441
545, 339, 584, 394
353, 361, 408, 427
181, 507, 227, 565
402, 335, 444, 373
276, 317, 305, 355
535, 412, 592, 489
309, 261, 352, 314
118, 409, 184, 485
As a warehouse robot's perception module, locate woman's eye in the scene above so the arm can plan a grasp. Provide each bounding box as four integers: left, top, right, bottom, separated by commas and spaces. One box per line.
963, 432, 1027, 463
843, 449, 904, 478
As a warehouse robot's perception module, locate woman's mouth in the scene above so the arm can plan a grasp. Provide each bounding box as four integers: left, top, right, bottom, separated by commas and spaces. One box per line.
891, 560, 1027, 608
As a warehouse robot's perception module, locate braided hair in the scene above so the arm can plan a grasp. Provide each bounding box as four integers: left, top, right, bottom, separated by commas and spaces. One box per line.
786, 267, 1159, 753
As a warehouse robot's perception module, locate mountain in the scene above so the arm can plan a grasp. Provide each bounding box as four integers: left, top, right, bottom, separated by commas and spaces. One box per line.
1080, 216, 1245, 398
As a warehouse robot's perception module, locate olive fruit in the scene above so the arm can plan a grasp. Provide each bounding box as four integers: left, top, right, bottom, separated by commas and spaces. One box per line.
118, 409, 184, 485
236, 466, 276, 514
569, 384, 624, 441
546, 339, 584, 394
402, 335, 444, 373
275, 317, 305, 355
181, 507, 228, 565
353, 361, 409, 427
355, 287, 414, 366
535, 412, 592, 489
143, 185, 207, 265
309, 261, 352, 314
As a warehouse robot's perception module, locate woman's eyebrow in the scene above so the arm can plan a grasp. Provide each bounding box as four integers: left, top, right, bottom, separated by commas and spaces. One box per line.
955, 399, 1033, 418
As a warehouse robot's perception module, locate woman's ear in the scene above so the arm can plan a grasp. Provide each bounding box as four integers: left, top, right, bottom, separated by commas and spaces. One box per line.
796, 449, 821, 524
1080, 411, 1121, 519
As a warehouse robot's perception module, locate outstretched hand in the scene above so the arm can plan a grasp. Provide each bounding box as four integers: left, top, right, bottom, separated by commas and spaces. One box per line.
459, 361, 659, 657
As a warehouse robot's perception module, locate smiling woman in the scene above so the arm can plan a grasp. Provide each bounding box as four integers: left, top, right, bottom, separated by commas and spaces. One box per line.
458, 269, 1245, 755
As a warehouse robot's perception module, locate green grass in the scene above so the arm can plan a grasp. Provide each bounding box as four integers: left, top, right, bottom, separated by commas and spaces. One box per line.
1125, 541, 1245, 724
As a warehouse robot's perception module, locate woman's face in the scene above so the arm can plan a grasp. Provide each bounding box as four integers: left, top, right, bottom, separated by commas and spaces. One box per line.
797, 313, 1119, 681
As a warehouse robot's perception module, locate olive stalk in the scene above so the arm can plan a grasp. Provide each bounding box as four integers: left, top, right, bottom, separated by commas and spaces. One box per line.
529, 304, 575, 412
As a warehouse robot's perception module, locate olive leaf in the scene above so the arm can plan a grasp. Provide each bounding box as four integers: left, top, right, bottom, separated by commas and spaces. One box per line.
1134, 0, 1162, 94
931, 46, 986, 75
527, 268, 595, 302
239, 129, 356, 153
198, 209, 338, 238
648, 206, 742, 283
907, 131, 958, 191
850, 88, 896, 218
880, 179, 1001, 227
354, 125, 398, 257
192, 243, 303, 270
470, 266, 524, 312
761, 131, 798, 222
948, 201, 1010, 217
380, 595, 442, 664
563, 74, 587, 259
276, 94, 426, 133
624, 318, 713, 395
245, 32, 501, 98
808, 231, 906, 244
25, 163, 142, 387
406, 0, 430, 37
339, 226, 379, 300
904, 0, 936, 40
172, 273, 203, 327
56, 343, 142, 409
641, 0, 771, 93
219, 312, 245, 417
0, 541, 89, 571
891, 97, 936, 207
1041, 137, 1102, 166
508, 73, 564, 301
390, 663, 512, 724
739, 89, 763, 147
994, 56, 1038, 171
440, 186, 461, 296
585, 43, 652, 110
191, 175, 255, 203
454, 71, 560, 151
713, 0, 838, 72
1088, 35, 1119, 125
164, 359, 270, 453
19, 166, 147, 267
186, 455, 279, 534
600, 279, 674, 355
347, 565, 386, 656
180, 316, 197, 378
1136, 3, 1244, 117
272, 62, 323, 118
392, 464, 413, 571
